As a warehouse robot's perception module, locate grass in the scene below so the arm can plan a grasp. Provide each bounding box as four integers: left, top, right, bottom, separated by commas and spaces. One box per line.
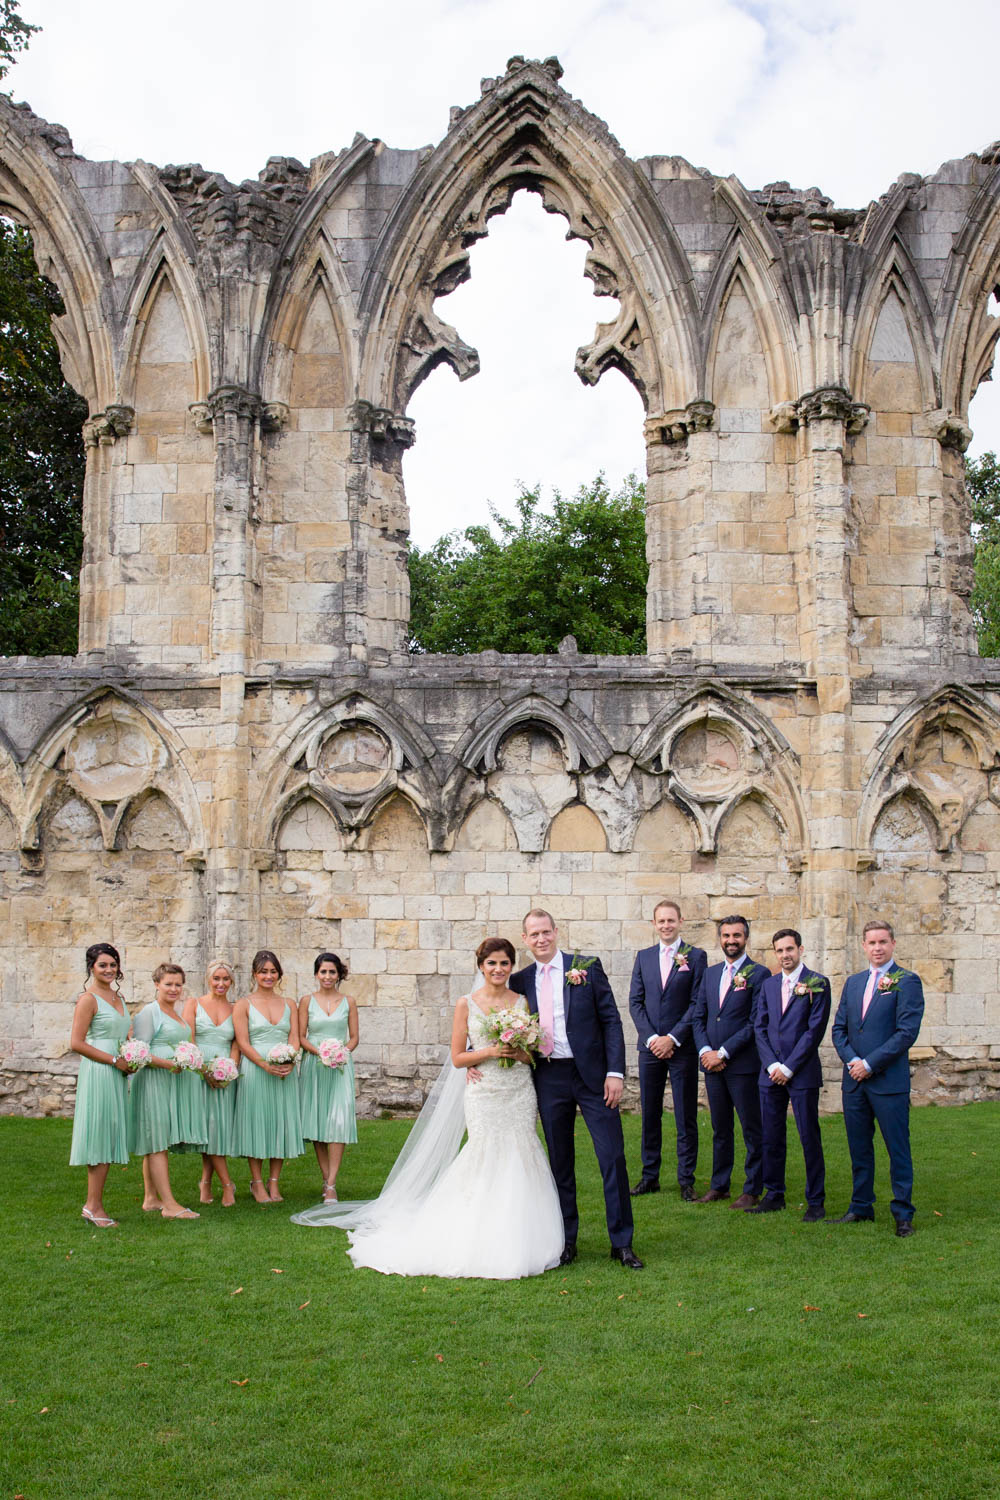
1, 1104, 998, 1499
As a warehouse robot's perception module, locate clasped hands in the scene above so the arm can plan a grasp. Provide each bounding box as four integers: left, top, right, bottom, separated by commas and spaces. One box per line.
648, 1035, 675, 1060
700, 1049, 727, 1073
848, 1057, 872, 1081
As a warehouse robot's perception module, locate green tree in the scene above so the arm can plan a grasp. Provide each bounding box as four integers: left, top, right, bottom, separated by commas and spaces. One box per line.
0, 0, 37, 83
408, 473, 647, 654
0, 216, 87, 656
965, 450, 1000, 657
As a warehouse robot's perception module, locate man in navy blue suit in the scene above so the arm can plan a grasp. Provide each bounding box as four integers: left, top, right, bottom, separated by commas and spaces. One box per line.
509, 908, 641, 1269
691, 915, 771, 1209
749, 928, 831, 1221
831, 920, 925, 1237
627, 900, 708, 1200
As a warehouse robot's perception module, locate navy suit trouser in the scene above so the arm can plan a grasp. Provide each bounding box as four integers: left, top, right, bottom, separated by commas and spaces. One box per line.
534, 1058, 633, 1249
843, 1085, 915, 1222
759, 1082, 825, 1207
637, 1046, 698, 1187
704, 1067, 763, 1196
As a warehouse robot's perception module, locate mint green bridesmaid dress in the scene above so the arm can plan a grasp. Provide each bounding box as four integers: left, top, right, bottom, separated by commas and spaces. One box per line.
194, 1005, 238, 1155
69, 995, 131, 1166
232, 1003, 304, 1159
299, 996, 357, 1144
128, 1003, 206, 1154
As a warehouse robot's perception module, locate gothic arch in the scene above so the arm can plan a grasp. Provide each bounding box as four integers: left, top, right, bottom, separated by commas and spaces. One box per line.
117, 234, 213, 407
700, 222, 800, 405
355, 56, 700, 422
21, 690, 205, 858
454, 691, 613, 777
936, 162, 1000, 425
850, 242, 939, 415
0, 99, 115, 409
859, 686, 1000, 853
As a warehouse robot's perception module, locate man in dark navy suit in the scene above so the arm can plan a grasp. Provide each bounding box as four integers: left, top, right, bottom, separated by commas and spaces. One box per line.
510, 908, 641, 1269
691, 915, 771, 1209
749, 927, 831, 1221
627, 900, 708, 1200
831, 920, 925, 1237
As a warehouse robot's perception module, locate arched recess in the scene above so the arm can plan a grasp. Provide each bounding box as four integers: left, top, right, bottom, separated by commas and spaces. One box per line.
0, 102, 114, 410
359, 791, 429, 852
934, 162, 1000, 429
548, 803, 607, 853
21, 690, 205, 860
258, 246, 357, 413
455, 692, 612, 778
858, 687, 1000, 855
630, 687, 807, 859
454, 797, 518, 852
701, 226, 799, 410
849, 244, 938, 418
356, 58, 700, 424
252, 692, 441, 853
118, 240, 212, 411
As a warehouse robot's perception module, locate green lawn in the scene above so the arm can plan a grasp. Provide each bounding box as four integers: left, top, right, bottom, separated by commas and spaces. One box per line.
1, 1105, 998, 1499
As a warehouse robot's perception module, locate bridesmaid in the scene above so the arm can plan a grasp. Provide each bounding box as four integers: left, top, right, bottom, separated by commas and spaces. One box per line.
69, 942, 132, 1227
298, 951, 359, 1202
128, 963, 201, 1219
232, 949, 304, 1204
182, 961, 239, 1206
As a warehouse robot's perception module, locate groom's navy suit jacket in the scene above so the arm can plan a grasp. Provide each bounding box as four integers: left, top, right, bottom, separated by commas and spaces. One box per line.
754, 966, 831, 1091
628, 943, 708, 1051
692, 958, 771, 1074
832, 963, 924, 1095
510, 952, 625, 1095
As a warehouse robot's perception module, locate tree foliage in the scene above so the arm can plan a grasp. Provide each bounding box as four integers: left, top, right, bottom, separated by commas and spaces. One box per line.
966, 450, 1000, 657
408, 474, 648, 655
0, 216, 87, 655
0, 0, 37, 83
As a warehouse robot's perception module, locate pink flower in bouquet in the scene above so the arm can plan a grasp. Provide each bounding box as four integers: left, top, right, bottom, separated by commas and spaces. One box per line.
318, 1039, 349, 1071
174, 1040, 204, 1072
266, 1043, 297, 1067
118, 1038, 151, 1072
203, 1056, 238, 1087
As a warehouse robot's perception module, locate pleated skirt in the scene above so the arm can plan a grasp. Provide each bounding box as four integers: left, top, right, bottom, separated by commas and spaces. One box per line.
70, 1056, 130, 1166
299, 1052, 358, 1144
232, 1060, 304, 1159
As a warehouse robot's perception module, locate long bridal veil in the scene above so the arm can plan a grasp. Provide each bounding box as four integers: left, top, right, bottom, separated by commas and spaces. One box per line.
290, 994, 474, 1231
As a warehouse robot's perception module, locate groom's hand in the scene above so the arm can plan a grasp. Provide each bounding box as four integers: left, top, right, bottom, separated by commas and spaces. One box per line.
604, 1075, 623, 1108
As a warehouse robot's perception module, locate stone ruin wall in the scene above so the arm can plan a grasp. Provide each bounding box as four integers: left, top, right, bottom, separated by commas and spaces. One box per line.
2, 57, 1000, 1118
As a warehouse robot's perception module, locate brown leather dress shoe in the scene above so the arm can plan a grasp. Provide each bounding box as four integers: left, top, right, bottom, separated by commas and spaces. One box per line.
695, 1189, 730, 1203
731, 1193, 760, 1210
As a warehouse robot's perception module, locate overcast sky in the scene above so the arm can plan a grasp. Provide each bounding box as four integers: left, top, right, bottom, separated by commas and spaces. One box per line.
11, 0, 1000, 542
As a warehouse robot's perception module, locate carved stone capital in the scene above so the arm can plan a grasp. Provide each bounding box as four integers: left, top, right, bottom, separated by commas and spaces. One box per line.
82, 404, 134, 447
928, 408, 973, 453
795, 386, 870, 433
350, 401, 416, 450
261, 401, 290, 434
189, 386, 262, 434
767, 401, 799, 434
644, 400, 716, 447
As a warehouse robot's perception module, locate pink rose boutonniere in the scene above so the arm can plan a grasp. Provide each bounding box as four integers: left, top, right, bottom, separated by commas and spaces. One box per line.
731, 962, 752, 991
674, 942, 693, 973
566, 953, 596, 986
794, 975, 826, 998
877, 971, 902, 993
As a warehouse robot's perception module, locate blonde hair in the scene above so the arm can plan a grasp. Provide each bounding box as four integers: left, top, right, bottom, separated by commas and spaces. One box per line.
206, 960, 236, 984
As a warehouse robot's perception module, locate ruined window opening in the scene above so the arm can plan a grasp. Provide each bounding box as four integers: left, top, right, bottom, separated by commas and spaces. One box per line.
403, 189, 646, 655
0, 214, 87, 656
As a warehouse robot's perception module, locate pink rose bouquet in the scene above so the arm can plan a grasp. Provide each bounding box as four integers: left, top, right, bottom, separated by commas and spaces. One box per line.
481, 1006, 550, 1068
318, 1038, 349, 1071
173, 1040, 205, 1072
118, 1038, 151, 1072
266, 1043, 298, 1067
202, 1056, 238, 1087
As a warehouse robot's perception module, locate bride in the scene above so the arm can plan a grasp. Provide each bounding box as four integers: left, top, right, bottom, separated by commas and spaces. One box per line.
291, 937, 564, 1278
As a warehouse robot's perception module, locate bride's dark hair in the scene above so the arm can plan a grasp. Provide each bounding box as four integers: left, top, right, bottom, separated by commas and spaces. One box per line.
476, 936, 515, 967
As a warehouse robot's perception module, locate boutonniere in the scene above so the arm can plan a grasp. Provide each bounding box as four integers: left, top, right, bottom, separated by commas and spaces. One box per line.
793, 975, 825, 998
731, 960, 753, 991
674, 942, 693, 973
566, 953, 596, 986
876, 970, 902, 993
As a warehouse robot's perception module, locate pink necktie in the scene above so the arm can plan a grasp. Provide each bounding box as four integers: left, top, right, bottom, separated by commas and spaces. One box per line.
718, 965, 731, 1011
781, 975, 792, 1013
861, 970, 876, 1020
660, 947, 672, 989
538, 964, 555, 1045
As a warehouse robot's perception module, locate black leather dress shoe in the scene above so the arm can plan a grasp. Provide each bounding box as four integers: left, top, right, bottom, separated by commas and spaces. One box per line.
679, 1184, 696, 1202
630, 1179, 659, 1196
559, 1242, 578, 1265
611, 1245, 644, 1269
802, 1206, 825, 1223
895, 1219, 915, 1238
831, 1211, 874, 1223
746, 1194, 785, 1213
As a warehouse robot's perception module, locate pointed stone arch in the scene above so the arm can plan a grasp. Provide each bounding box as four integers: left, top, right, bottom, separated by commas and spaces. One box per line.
356, 57, 699, 423
118, 240, 213, 409
455, 691, 612, 777
936, 162, 1000, 429
850, 242, 938, 417
701, 226, 800, 409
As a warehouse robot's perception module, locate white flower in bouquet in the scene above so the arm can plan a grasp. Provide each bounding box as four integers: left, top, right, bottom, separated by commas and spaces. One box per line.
481, 1007, 550, 1068
318, 1038, 349, 1070
202, 1056, 238, 1087
173, 1040, 205, 1072
266, 1043, 298, 1067
118, 1038, 151, 1072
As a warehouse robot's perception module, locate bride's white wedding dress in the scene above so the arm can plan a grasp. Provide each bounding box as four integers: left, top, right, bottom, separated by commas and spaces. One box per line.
292, 995, 564, 1279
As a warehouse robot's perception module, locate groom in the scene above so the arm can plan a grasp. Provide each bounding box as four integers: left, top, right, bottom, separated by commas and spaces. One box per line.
510, 908, 641, 1269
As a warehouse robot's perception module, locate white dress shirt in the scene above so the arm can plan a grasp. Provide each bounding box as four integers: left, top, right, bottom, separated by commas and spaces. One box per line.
539, 952, 623, 1079
697, 953, 748, 1063
770, 961, 803, 1080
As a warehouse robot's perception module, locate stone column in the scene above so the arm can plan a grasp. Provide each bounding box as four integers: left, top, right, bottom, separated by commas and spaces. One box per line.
78, 405, 134, 655
346, 402, 415, 661
643, 401, 715, 659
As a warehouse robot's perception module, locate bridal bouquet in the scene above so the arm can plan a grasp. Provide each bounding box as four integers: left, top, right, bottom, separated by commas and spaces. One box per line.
318, 1038, 349, 1071
481, 1007, 551, 1068
266, 1043, 299, 1068
202, 1056, 238, 1087
118, 1038, 151, 1072
174, 1040, 205, 1072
